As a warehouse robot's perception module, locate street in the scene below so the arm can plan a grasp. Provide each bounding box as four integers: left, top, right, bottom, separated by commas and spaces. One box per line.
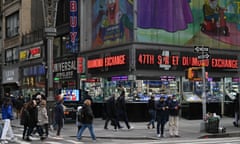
5, 117, 240, 144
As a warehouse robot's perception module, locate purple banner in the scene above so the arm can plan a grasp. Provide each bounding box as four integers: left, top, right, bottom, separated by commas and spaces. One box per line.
69, 0, 79, 53
137, 0, 193, 32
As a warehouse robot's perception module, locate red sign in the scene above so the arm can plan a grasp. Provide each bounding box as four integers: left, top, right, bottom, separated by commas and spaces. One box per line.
88, 54, 126, 69
136, 50, 238, 71
77, 57, 85, 73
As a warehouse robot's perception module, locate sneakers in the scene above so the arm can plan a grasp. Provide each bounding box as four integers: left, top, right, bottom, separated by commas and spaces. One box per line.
233, 121, 238, 127
157, 134, 161, 138
175, 135, 180, 137
128, 126, 134, 130
147, 124, 150, 129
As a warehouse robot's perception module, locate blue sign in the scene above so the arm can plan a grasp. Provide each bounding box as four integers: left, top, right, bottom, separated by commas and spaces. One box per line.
69, 0, 79, 53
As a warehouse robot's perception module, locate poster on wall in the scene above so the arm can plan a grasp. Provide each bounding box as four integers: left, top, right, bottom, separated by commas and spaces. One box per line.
92, 0, 134, 49
137, 0, 240, 50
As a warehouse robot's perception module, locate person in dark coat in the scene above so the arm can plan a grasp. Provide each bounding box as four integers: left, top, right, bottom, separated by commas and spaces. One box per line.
54, 94, 65, 137
169, 95, 181, 137
155, 96, 168, 138
116, 90, 133, 130
20, 102, 30, 140
147, 95, 156, 129
104, 93, 119, 130
25, 99, 45, 141
77, 99, 96, 141
233, 93, 239, 127
15, 95, 25, 119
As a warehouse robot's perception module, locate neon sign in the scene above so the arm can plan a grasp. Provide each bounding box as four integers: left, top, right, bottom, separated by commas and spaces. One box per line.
136, 50, 238, 71
88, 54, 126, 69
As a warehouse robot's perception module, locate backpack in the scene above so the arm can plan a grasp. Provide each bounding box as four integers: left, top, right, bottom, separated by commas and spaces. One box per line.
78, 108, 85, 123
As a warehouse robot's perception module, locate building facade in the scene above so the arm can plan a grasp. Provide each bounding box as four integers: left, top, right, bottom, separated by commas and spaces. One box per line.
0, 0, 239, 120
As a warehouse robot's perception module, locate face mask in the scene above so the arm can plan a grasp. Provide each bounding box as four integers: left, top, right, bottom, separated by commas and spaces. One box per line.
173, 99, 177, 102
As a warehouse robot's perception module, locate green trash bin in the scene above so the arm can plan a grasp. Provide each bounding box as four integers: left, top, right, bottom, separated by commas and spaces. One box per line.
205, 117, 219, 133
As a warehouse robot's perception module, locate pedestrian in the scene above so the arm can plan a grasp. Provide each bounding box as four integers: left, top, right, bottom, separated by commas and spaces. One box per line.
147, 95, 156, 129
169, 95, 181, 137
20, 102, 30, 140
15, 95, 25, 119
104, 93, 119, 130
155, 96, 168, 138
54, 94, 65, 137
37, 99, 49, 138
77, 99, 96, 141
116, 90, 133, 130
76, 106, 83, 133
233, 93, 239, 127
165, 95, 172, 130
26, 99, 45, 141
0, 97, 16, 143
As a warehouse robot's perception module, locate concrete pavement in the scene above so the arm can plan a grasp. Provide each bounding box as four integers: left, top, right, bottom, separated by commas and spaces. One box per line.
11, 116, 240, 140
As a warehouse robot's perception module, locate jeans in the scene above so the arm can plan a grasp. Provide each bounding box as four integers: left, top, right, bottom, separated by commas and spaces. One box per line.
1, 119, 14, 140
148, 109, 156, 127
77, 124, 96, 140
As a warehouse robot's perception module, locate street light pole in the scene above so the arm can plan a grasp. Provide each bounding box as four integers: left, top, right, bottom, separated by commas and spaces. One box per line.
41, 0, 59, 124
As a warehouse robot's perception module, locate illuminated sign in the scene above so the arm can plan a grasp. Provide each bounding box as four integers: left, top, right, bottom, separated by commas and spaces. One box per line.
19, 47, 41, 61
77, 57, 85, 73
69, 0, 79, 53
88, 55, 126, 69
87, 51, 129, 74
54, 59, 77, 80
136, 50, 238, 71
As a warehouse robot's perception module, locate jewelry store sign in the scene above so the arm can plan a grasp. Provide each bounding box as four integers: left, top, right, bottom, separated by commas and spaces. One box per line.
136, 50, 238, 71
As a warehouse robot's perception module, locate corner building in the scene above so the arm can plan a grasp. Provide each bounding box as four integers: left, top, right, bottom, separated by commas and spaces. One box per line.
79, 0, 240, 121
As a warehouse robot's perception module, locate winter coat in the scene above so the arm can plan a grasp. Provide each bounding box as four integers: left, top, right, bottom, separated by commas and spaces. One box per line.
80, 104, 94, 124
20, 109, 30, 126
106, 96, 117, 118
28, 106, 38, 127
54, 102, 65, 123
37, 106, 49, 125
116, 95, 126, 112
155, 100, 168, 122
1, 105, 13, 120
147, 99, 155, 110
234, 94, 239, 113
169, 99, 181, 116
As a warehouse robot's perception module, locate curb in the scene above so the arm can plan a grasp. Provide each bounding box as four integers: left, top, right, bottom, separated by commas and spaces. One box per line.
198, 132, 240, 139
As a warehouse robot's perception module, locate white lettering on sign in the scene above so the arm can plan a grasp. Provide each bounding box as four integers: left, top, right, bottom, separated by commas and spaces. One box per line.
54, 60, 76, 72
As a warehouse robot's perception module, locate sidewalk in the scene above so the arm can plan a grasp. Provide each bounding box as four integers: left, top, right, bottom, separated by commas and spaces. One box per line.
11, 116, 240, 140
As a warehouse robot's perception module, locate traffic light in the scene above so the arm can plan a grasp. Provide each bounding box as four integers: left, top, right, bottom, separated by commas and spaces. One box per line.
186, 67, 202, 81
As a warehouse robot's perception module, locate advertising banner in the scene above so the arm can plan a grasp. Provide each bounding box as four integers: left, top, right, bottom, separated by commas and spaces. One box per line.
137, 0, 240, 50
92, 0, 134, 49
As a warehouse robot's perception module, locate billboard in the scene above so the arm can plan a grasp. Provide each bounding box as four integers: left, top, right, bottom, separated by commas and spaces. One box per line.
92, 0, 134, 49
137, 0, 240, 50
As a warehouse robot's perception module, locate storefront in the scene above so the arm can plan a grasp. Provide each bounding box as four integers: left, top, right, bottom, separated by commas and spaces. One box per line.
79, 44, 239, 121
2, 67, 20, 100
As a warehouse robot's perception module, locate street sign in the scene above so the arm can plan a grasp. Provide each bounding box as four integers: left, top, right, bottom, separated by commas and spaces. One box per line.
194, 46, 209, 52
197, 53, 210, 60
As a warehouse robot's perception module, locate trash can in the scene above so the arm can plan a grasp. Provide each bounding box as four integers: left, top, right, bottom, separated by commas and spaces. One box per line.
205, 117, 219, 133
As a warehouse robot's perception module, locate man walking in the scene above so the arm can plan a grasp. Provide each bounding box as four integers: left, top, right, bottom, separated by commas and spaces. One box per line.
169, 95, 181, 137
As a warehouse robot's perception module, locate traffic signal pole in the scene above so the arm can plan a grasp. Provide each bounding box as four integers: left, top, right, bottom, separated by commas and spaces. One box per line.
201, 58, 206, 120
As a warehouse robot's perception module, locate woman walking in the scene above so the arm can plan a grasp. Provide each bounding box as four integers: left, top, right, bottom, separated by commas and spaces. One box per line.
37, 99, 49, 138
147, 95, 156, 129
77, 99, 96, 141
20, 102, 30, 140
54, 94, 65, 137
1, 97, 16, 143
